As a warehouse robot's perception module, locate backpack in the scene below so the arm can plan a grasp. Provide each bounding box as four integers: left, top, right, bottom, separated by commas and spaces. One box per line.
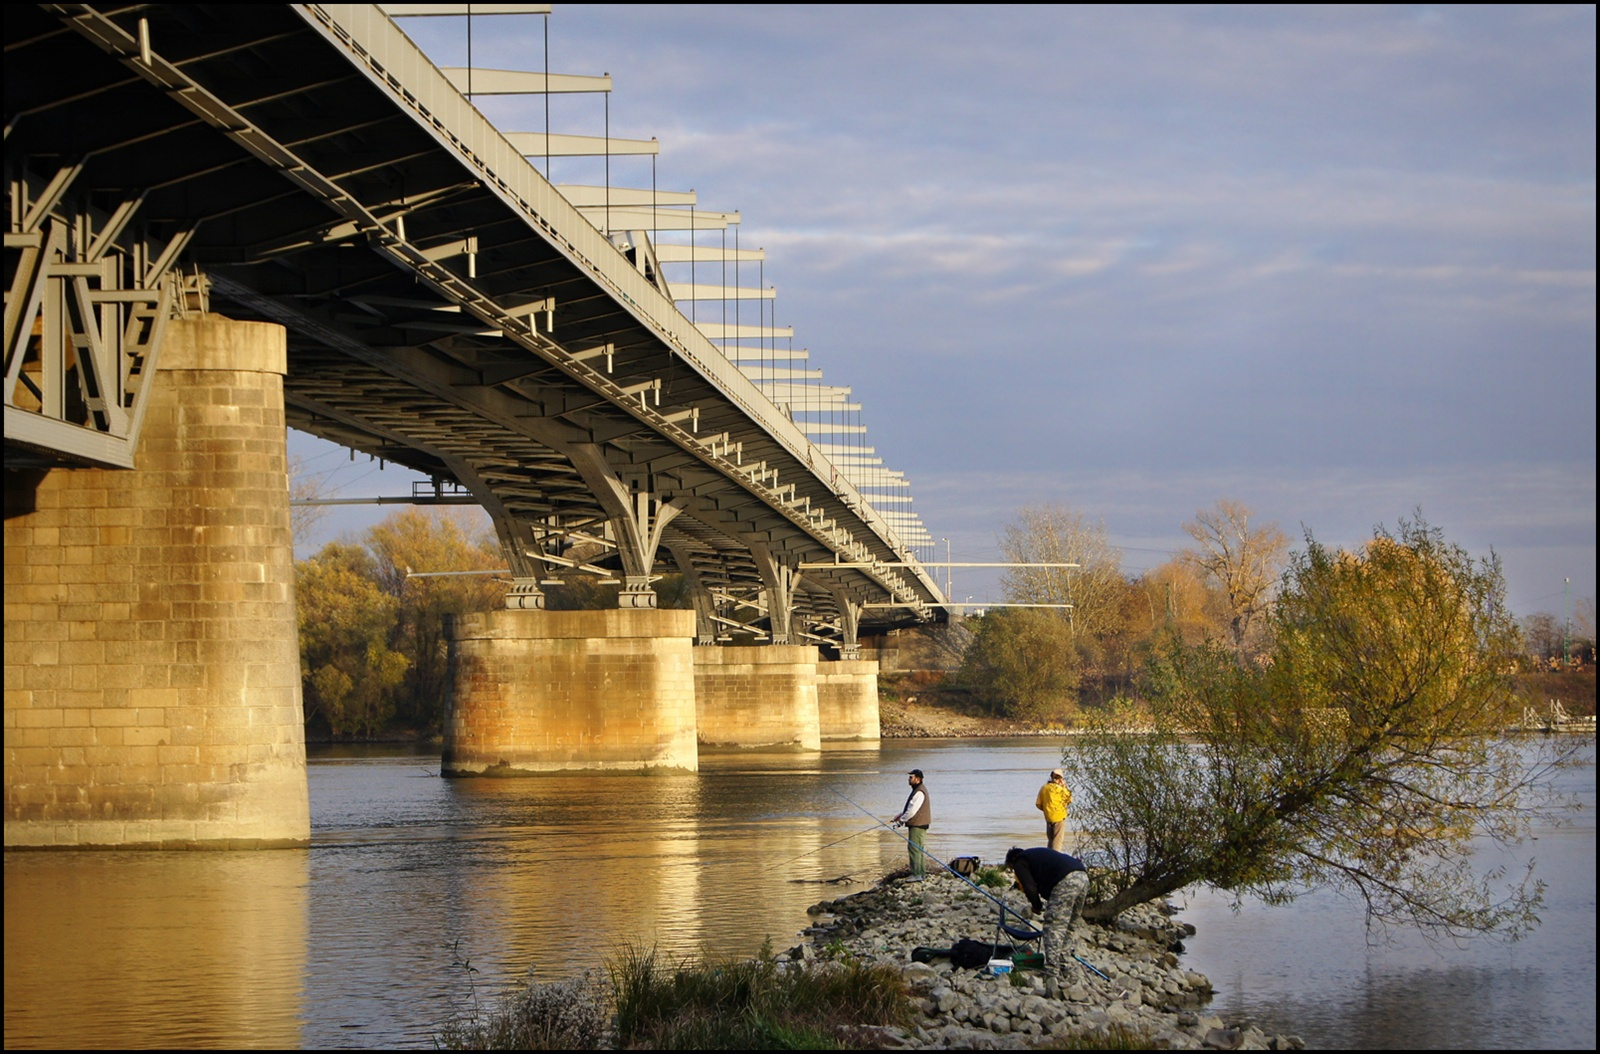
948, 855, 981, 876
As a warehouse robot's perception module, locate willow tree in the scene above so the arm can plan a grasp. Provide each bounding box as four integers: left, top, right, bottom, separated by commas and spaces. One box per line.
1066, 516, 1576, 939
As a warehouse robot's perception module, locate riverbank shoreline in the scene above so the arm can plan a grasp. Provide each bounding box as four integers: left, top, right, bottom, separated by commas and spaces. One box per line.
788, 870, 1307, 1049
879, 699, 1068, 739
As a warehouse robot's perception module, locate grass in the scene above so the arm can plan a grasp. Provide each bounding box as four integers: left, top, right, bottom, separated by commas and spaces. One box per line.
610, 941, 914, 1050
437, 969, 610, 1050
437, 940, 915, 1050
975, 865, 1010, 889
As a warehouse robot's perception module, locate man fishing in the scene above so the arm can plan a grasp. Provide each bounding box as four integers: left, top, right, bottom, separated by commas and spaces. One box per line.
890, 768, 931, 880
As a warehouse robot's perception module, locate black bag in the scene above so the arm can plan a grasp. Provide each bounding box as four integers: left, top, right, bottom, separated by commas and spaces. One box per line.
948, 855, 980, 876
949, 938, 1012, 969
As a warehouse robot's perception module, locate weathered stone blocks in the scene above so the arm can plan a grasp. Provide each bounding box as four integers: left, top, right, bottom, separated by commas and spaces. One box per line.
4, 316, 309, 848
816, 659, 881, 741
693, 644, 822, 750
443, 608, 700, 774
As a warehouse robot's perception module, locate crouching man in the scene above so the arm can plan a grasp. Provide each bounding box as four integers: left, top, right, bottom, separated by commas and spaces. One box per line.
1005, 846, 1090, 973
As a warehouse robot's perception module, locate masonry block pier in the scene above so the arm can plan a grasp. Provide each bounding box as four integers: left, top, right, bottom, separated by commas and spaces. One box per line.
443, 608, 700, 774
816, 659, 882, 742
4, 317, 309, 848
693, 645, 823, 751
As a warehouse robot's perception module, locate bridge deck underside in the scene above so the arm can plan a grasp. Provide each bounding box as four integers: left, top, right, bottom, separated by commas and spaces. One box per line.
6, 3, 944, 636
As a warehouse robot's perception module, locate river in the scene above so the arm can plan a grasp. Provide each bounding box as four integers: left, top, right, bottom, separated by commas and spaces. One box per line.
4, 738, 1593, 1049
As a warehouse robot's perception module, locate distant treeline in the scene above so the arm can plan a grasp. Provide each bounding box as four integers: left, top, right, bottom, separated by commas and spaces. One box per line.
292, 504, 1595, 738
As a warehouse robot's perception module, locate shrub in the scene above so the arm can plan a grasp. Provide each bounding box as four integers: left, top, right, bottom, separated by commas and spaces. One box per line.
437, 969, 609, 1050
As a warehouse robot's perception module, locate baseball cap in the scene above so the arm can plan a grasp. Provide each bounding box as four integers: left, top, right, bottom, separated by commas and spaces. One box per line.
1050, 768, 1063, 778
908, 768, 924, 779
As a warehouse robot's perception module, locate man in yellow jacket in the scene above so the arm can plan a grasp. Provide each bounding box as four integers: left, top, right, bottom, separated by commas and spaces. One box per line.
1035, 768, 1071, 851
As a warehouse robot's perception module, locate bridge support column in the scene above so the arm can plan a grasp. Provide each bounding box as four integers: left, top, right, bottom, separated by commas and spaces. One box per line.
4, 316, 308, 848
750, 544, 800, 644
817, 660, 882, 741
692, 645, 821, 750
442, 608, 698, 774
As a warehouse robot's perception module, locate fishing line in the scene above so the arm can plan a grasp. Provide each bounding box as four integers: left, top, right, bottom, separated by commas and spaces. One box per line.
759, 822, 883, 875
828, 785, 1110, 980
827, 786, 1027, 919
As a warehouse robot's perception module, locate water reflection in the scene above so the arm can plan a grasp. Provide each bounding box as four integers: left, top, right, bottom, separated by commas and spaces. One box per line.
1178, 740, 1596, 1049
3, 849, 308, 1049
6, 738, 1590, 1049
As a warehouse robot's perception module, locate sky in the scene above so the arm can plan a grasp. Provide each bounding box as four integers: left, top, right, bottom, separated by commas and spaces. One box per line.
293, 4, 1596, 619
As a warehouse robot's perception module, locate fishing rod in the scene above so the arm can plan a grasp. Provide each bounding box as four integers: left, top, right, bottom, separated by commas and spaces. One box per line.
828, 786, 1030, 919
828, 785, 1111, 982
759, 821, 883, 875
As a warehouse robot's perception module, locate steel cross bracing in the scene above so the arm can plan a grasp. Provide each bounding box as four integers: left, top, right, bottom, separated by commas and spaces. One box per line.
4, 3, 945, 644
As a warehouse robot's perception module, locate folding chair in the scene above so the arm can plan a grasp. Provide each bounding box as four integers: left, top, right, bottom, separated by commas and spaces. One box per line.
994, 898, 1049, 969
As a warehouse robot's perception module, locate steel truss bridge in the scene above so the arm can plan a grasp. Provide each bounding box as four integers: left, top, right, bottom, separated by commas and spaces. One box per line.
5, 3, 946, 653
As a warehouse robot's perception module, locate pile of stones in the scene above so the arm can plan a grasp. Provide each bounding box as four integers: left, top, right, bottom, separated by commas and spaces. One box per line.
786, 872, 1307, 1050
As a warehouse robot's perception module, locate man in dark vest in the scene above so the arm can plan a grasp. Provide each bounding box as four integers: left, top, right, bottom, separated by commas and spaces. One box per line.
891, 768, 931, 880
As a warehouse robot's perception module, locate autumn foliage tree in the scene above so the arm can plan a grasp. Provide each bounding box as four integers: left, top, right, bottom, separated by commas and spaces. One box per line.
998, 504, 1125, 641
296, 542, 409, 738
295, 510, 503, 737
1066, 517, 1574, 939
365, 510, 504, 732
956, 608, 1080, 720
982, 503, 1140, 701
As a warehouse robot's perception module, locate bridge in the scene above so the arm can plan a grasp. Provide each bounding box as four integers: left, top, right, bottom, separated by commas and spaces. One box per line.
4, 4, 946, 847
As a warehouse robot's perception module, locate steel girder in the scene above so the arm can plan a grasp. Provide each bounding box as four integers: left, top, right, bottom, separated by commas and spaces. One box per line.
4, 3, 944, 641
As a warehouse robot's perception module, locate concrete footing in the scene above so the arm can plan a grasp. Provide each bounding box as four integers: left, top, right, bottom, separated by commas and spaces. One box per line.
693, 645, 822, 750
817, 659, 881, 741
4, 316, 309, 848
442, 608, 699, 774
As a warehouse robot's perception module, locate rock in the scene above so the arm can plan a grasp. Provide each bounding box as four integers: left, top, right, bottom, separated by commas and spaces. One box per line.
794, 871, 1297, 1050
1204, 1026, 1245, 1049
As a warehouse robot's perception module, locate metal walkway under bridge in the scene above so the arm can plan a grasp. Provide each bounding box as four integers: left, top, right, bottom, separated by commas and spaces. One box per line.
5, 3, 946, 653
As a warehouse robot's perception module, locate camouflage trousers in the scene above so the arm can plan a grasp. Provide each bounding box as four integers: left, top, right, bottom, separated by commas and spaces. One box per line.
1042, 871, 1090, 976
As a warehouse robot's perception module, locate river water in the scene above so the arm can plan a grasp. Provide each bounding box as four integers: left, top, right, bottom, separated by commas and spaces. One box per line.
4, 738, 1593, 1049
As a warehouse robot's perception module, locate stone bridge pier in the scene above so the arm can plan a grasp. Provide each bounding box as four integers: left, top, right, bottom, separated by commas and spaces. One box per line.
816, 659, 881, 742
441, 608, 700, 775
693, 644, 822, 751
4, 316, 309, 848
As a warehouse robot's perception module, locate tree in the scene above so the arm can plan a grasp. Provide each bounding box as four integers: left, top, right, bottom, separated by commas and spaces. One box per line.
1064, 516, 1577, 940
1132, 559, 1226, 647
1180, 499, 1287, 654
366, 510, 504, 732
956, 609, 1080, 720
998, 504, 1125, 640
1520, 612, 1563, 663
288, 454, 329, 551
297, 542, 410, 738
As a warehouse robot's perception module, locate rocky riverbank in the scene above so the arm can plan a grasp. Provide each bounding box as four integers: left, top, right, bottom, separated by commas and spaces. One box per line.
786, 871, 1306, 1050
879, 698, 1065, 739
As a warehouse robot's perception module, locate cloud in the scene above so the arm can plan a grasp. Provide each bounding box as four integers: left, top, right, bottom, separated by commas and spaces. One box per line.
386, 5, 1595, 616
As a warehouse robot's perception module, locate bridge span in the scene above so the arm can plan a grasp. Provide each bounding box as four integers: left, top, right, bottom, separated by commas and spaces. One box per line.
5, 4, 947, 847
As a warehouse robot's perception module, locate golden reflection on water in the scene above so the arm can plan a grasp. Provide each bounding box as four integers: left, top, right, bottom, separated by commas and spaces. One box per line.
3, 849, 308, 1049
8, 739, 1590, 1050
5, 739, 1064, 1049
